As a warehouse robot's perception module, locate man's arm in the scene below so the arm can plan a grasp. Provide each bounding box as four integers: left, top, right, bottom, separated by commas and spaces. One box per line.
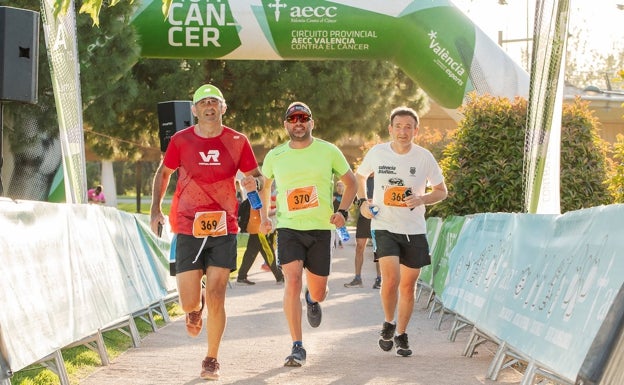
150, 160, 174, 235
356, 173, 375, 219
330, 169, 357, 227
421, 181, 448, 205
242, 168, 271, 230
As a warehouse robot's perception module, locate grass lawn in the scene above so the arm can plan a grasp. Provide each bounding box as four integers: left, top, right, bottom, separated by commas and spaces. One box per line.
116, 195, 171, 216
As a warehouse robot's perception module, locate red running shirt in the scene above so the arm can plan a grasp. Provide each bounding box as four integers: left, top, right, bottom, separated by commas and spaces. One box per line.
163, 125, 258, 235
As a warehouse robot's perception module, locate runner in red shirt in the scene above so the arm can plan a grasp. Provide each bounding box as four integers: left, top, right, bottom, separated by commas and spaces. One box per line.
150, 84, 267, 381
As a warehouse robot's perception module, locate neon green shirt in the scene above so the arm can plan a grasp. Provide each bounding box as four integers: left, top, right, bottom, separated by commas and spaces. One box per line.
262, 139, 351, 230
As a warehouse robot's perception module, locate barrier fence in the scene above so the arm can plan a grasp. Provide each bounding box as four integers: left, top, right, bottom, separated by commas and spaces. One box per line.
0, 198, 175, 383
1, 199, 623, 384
421, 204, 624, 384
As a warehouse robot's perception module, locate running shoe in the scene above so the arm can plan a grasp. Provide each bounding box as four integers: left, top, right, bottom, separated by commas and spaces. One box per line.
305, 290, 322, 328
344, 277, 363, 288
284, 345, 307, 367
236, 278, 256, 285
372, 277, 382, 289
378, 321, 396, 351
394, 333, 413, 357
200, 357, 220, 380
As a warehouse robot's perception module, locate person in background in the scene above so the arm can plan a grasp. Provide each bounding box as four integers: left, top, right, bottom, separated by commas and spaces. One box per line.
150, 84, 266, 381
344, 175, 382, 289
236, 196, 284, 285
261, 183, 278, 272
260, 101, 357, 368
356, 106, 447, 358
87, 185, 106, 204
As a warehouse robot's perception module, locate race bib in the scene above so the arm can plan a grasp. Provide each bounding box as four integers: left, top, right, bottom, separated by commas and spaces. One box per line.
192, 211, 228, 238
383, 186, 409, 207
286, 185, 319, 211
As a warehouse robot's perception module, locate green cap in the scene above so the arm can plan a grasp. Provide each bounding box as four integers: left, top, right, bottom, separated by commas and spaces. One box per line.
193, 84, 224, 104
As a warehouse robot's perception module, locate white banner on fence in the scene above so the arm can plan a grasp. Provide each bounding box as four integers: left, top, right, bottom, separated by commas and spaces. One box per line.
443, 206, 624, 381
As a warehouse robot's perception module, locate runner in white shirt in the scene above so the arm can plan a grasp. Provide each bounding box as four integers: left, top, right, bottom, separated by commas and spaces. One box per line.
355, 106, 447, 358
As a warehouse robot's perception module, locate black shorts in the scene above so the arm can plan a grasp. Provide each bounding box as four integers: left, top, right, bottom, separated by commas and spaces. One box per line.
175, 233, 237, 274
373, 230, 430, 269
276, 228, 333, 276
355, 213, 372, 239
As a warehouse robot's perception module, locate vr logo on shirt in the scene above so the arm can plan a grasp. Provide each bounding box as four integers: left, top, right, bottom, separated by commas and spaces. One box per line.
199, 150, 221, 165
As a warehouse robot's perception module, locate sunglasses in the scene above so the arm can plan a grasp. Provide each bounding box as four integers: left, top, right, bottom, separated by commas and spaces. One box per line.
286, 114, 311, 123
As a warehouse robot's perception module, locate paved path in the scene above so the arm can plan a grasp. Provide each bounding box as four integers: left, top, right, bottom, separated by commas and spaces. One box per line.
81, 238, 522, 385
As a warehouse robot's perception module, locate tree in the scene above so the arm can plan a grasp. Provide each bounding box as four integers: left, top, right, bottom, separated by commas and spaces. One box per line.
429, 94, 611, 218
605, 69, 624, 202
608, 134, 624, 202
9, 1, 428, 199
193, 60, 426, 144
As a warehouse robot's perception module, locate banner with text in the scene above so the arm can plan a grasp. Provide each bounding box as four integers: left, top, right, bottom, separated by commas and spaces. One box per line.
130, 0, 529, 109
442, 206, 624, 381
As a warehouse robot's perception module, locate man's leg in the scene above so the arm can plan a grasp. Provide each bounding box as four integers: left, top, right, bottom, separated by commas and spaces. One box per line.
377, 256, 400, 351
396, 266, 420, 334
378, 256, 400, 322
237, 234, 260, 284
204, 266, 231, 359
354, 238, 365, 276
176, 270, 204, 337
281, 260, 305, 342
392, 265, 419, 357
344, 237, 366, 288
176, 270, 204, 313
305, 270, 329, 303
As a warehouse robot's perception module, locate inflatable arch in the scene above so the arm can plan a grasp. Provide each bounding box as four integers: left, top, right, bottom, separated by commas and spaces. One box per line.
130, 0, 529, 109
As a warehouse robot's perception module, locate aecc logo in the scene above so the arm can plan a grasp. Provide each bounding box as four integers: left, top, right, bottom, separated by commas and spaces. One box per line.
290, 6, 338, 18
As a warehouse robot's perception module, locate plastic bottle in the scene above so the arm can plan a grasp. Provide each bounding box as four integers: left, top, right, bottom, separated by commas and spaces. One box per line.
369, 205, 380, 216
247, 190, 263, 210
336, 226, 350, 242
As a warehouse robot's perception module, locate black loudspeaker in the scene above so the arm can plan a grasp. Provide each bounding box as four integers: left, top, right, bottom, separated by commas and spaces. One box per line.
157, 101, 193, 152
0, 6, 39, 104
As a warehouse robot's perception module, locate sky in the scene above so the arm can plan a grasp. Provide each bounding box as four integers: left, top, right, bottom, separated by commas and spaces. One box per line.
452, 0, 624, 89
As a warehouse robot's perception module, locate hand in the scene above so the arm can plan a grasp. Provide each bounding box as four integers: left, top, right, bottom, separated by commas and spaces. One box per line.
330, 212, 347, 227
241, 175, 258, 192
404, 189, 425, 210
150, 213, 165, 236
259, 218, 273, 235
359, 200, 374, 219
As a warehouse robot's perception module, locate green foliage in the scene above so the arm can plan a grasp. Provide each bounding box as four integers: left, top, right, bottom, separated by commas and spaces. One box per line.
192, 60, 427, 144
429, 94, 611, 217
429, 94, 526, 217
559, 98, 611, 211
608, 134, 624, 202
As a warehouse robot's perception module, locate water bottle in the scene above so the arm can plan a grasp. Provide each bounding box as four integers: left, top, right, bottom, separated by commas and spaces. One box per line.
247, 190, 263, 210
369, 205, 380, 216
337, 226, 350, 242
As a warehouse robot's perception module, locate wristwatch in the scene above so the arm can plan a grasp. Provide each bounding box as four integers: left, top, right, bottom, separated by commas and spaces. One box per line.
356, 198, 367, 207
337, 209, 349, 220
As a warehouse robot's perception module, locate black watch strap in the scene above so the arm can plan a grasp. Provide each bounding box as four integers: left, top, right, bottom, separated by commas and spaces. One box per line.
356, 198, 367, 207
337, 209, 349, 220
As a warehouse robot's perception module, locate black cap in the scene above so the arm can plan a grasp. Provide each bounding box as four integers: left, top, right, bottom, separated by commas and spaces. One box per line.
284, 102, 312, 120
